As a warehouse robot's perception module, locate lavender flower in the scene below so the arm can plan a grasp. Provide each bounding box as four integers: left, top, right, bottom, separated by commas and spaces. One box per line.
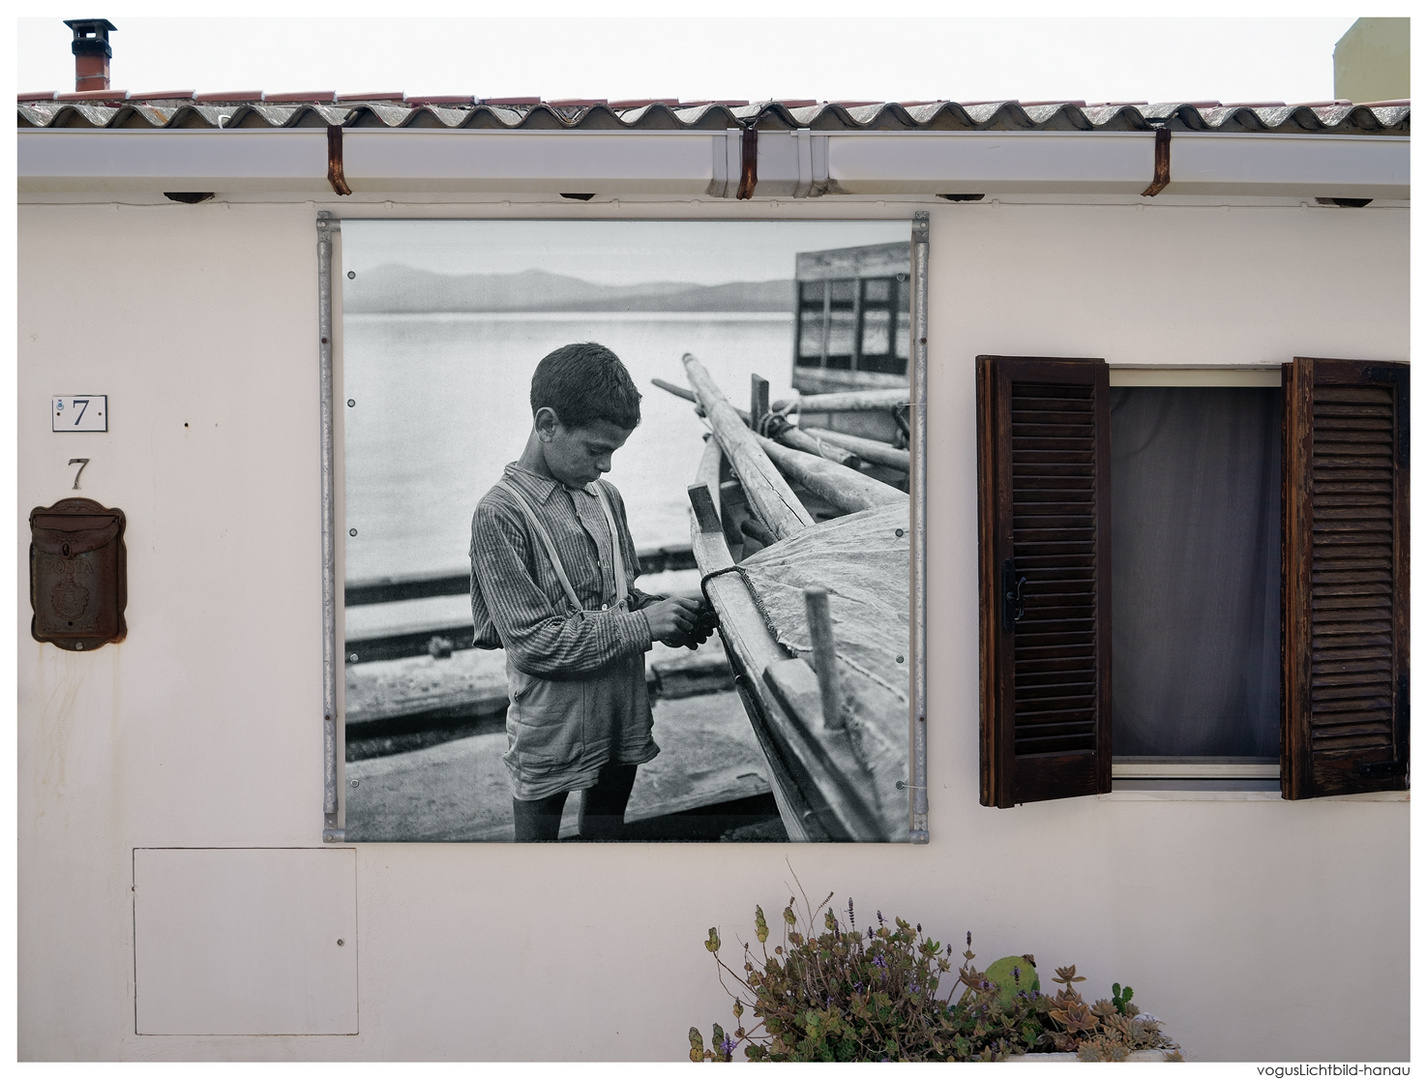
873, 954, 888, 970
719, 1037, 736, 1058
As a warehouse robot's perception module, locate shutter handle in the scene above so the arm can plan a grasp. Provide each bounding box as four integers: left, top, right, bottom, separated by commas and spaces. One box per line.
1002, 558, 1027, 629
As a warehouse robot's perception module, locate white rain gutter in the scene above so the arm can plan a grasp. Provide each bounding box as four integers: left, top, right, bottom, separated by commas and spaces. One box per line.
18, 126, 1409, 201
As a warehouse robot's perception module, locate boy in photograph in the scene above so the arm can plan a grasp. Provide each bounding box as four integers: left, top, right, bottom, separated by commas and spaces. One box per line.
470, 342, 713, 841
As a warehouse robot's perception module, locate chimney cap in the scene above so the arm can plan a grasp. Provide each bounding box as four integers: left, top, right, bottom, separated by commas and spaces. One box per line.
65, 19, 117, 58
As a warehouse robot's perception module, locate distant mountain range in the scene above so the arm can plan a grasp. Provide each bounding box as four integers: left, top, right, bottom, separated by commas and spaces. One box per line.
345, 264, 797, 314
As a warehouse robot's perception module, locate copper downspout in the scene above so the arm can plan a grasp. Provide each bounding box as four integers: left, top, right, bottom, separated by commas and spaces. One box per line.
1141, 126, 1171, 197
736, 124, 758, 199
327, 125, 352, 196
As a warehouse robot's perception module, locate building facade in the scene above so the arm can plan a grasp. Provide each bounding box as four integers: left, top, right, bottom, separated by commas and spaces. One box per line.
18, 93, 1410, 1060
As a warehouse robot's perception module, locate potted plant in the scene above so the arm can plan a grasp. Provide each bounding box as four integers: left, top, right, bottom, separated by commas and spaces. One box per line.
690, 881, 1182, 1062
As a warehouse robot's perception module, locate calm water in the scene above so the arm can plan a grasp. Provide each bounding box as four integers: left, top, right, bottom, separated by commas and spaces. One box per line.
343, 311, 796, 582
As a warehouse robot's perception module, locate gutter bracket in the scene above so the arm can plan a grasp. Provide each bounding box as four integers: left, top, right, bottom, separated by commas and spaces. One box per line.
712, 128, 743, 198
1141, 126, 1170, 197
326, 124, 352, 197
793, 129, 812, 198
792, 129, 828, 198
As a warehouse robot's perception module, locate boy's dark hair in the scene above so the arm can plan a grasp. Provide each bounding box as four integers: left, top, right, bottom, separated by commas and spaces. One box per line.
530, 342, 642, 430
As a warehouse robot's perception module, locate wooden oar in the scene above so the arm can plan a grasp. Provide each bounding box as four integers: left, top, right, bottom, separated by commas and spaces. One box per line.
652, 376, 859, 468
756, 434, 908, 516
772, 388, 910, 413
683, 354, 813, 541
800, 427, 911, 473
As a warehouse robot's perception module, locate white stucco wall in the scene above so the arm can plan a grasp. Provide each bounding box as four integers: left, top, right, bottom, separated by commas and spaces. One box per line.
18, 195, 1409, 1061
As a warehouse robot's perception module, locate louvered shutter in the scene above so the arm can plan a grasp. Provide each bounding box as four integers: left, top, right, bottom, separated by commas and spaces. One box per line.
977, 356, 1112, 807
1283, 357, 1409, 798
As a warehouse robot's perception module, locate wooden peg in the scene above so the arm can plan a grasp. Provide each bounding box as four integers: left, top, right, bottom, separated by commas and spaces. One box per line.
751, 374, 770, 432
804, 585, 843, 730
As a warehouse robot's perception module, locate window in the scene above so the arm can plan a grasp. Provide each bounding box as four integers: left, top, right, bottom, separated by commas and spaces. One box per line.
857, 276, 909, 375
975, 355, 1408, 806
796, 281, 826, 367
794, 274, 910, 377
1110, 382, 1281, 783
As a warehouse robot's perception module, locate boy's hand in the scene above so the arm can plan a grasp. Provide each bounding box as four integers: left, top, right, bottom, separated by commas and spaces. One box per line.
686, 605, 719, 647
642, 596, 703, 644
657, 601, 720, 650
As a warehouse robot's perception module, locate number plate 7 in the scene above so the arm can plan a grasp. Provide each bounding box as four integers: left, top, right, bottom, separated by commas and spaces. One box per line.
52, 396, 108, 432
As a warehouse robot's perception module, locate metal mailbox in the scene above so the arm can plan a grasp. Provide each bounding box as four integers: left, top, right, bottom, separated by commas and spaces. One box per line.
29, 497, 127, 650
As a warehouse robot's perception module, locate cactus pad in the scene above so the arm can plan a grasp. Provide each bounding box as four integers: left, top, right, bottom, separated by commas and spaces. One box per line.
984, 954, 1041, 1004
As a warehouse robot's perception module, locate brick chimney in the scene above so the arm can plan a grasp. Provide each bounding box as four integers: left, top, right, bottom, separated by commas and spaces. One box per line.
65, 19, 117, 93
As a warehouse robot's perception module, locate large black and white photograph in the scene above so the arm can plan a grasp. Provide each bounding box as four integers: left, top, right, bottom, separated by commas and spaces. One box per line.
340, 219, 914, 842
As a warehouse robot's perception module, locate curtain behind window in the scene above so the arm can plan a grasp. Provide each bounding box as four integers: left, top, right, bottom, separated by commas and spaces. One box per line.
1110, 386, 1281, 757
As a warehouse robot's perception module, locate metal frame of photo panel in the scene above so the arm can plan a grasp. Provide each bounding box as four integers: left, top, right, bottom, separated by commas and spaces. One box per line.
316, 210, 930, 844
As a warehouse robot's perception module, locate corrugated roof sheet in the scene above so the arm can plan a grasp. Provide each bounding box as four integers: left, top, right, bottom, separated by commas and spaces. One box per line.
16, 95, 1411, 134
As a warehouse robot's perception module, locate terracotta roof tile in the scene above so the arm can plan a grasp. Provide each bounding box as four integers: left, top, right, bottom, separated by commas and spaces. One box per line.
56, 89, 129, 101
262, 91, 337, 102
193, 91, 264, 102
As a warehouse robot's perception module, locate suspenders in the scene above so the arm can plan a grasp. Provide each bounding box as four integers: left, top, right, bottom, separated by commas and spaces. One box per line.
497, 478, 628, 614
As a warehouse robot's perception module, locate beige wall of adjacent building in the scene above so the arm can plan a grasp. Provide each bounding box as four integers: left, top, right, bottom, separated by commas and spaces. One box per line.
18, 194, 1409, 1061
1335, 17, 1411, 103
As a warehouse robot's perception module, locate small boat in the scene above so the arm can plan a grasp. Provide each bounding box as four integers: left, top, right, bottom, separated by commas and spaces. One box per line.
675, 353, 911, 842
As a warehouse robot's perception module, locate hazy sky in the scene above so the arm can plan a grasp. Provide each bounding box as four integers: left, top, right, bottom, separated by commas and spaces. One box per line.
17, 16, 1359, 105
343, 220, 912, 287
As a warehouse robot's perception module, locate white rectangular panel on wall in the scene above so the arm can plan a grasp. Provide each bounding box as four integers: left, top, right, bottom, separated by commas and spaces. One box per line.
133, 848, 358, 1035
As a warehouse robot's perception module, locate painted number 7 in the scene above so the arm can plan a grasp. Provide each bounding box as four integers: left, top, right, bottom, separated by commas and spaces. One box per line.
72, 398, 89, 426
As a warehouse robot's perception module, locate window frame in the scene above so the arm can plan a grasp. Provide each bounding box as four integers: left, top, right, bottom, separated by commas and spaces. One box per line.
1109, 365, 1284, 784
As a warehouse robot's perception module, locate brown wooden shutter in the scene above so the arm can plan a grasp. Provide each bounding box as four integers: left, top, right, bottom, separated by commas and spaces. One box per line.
977, 356, 1111, 807
1283, 357, 1409, 799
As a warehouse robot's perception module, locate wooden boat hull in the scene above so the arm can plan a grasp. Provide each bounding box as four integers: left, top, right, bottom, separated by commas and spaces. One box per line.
688, 439, 910, 841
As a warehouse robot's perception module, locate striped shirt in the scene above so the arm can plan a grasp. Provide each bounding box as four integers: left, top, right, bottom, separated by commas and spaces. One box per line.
470, 463, 658, 677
